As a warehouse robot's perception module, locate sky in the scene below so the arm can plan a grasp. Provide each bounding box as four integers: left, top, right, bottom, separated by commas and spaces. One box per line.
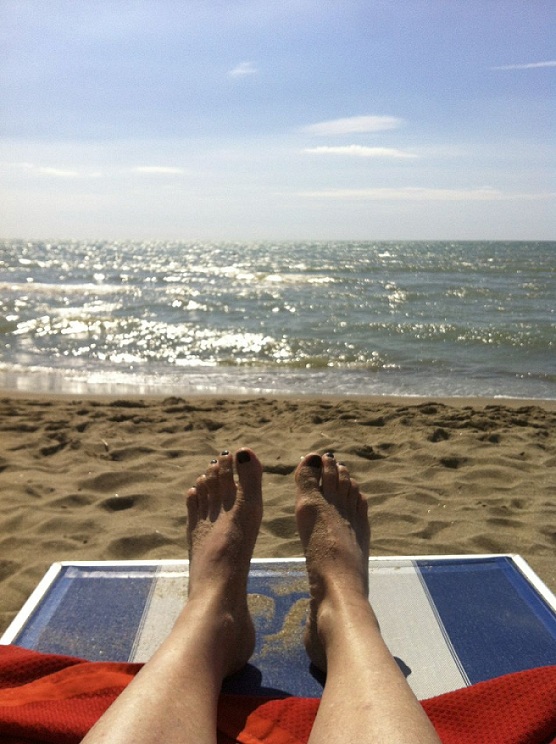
0, 0, 554, 241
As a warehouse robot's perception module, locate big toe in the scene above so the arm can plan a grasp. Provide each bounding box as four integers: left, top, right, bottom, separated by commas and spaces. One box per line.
235, 448, 263, 504
295, 453, 323, 494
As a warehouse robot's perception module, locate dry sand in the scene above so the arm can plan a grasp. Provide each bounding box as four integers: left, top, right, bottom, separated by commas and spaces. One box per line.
0, 393, 555, 635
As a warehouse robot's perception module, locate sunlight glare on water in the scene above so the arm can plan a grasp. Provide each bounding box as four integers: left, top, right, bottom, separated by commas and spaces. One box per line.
0, 239, 554, 398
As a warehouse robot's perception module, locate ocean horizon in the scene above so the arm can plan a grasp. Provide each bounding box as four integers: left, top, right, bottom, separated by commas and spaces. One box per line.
1, 239, 554, 400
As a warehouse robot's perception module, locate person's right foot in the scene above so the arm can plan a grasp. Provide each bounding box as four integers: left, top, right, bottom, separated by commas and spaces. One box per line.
295, 452, 371, 670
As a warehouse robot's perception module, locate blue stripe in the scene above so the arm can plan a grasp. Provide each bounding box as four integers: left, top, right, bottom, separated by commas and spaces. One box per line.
16, 566, 156, 661
416, 557, 556, 684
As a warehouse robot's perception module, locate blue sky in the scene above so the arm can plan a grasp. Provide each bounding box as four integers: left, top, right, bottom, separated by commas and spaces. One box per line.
1, 0, 554, 240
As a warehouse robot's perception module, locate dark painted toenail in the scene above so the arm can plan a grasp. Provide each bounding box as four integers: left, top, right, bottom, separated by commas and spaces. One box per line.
210, 459, 218, 464
236, 450, 251, 463
307, 455, 322, 468
220, 450, 229, 455
325, 451, 335, 458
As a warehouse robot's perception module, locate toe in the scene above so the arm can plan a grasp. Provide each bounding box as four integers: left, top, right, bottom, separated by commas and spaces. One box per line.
217, 451, 236, 509
194, 474, 209, 519
347, 477, 361, 516
337, 462, 353, 502
204, 457, 220, 487
295, 453, 323, 493
357, 489, 368, 519
336, 462, 358, 514
321, 452, 339, 500
218, 451, 235, 480
235, 448, 263, 503
204, 460, 223, 521
186, 488, 199, 528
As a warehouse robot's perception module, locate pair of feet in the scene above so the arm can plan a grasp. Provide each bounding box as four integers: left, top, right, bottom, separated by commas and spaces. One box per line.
83, 449, 442, 744
186, 448, 370, 677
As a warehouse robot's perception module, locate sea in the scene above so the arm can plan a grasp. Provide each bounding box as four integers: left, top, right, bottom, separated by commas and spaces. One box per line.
0, 239, 554, 400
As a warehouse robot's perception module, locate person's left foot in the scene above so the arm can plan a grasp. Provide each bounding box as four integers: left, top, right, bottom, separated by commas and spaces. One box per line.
185, 448, 263, 675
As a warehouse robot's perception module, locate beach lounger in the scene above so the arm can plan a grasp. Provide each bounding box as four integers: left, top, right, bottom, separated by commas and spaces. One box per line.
2, 554, 555, 700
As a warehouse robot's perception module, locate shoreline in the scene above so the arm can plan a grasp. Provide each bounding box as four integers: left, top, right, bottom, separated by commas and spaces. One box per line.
1, 391, 555, 635
1, 363, 554, 404
2, 387, 556, 408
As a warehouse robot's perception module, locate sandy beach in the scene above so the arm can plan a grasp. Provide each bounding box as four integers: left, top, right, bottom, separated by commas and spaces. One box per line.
0, 392, 555, 636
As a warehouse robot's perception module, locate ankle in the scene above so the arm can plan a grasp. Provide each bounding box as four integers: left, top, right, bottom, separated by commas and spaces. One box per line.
177, 593, 235, 635
315, 589, 379, 647
172, 596, 253, 671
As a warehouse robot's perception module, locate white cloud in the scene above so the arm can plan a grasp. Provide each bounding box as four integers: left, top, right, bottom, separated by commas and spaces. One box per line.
491, 60, 556, 70
1, 162, 102, 178
37, 167, 81, 178
131, 166, 185, 174
298, 187, 556, 201
228, 61, 258, 78
301, 115, 403, 136
303, 145, 417, 159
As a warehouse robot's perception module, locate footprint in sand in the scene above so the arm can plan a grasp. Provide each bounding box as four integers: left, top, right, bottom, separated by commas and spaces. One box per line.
107, 532, 176, 559
100, 494, 149, 512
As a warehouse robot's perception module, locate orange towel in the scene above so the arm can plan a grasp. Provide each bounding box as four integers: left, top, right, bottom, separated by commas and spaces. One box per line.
0, 645, 555, 744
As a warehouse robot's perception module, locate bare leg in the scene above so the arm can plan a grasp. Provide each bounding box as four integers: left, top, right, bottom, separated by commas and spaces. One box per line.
82, 448, 263, 744
295, 452, 441, 744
